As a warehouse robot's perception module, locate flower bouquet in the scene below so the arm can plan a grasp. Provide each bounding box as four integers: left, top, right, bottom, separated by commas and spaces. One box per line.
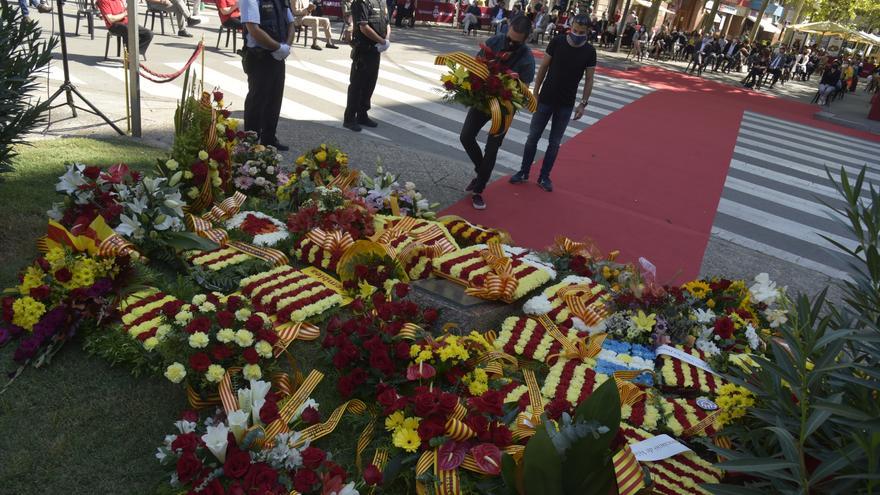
231, 133, 288, 198
238, 266, 345, 326
436, 46, 537, 135
156, 380, 358, 495
438, 215, 510, 248
286, 187, 375, 243
0, 241, 129, 377
277, 144, 357, 210
371, 216, 459, 280
356, 165, 438, 219
47, 163, 142, 232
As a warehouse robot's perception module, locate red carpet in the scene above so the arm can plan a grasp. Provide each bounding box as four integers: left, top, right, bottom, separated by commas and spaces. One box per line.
441, 65, 880, 284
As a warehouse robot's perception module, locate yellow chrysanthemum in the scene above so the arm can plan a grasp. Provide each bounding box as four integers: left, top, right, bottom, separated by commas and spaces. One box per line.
683, 280, 711, 300
392, 428, 421, 453
12, 296, 46, 331
44, 247, 66, 270
19, 266, 45, 295
715, 384, 755, 429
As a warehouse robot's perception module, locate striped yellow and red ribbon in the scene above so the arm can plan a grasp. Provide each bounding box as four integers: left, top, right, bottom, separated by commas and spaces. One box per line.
465, 240, 519, 303
613, 445, 646, 495
305, 228, 355, 254
541, 314, 606, 363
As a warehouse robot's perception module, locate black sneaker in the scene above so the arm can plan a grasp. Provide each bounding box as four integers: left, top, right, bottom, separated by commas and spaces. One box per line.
326, 43, 339, 49
472, 194, 486, 210
357, 116, 378, 128
178, 29, 193, 37
537, 177, 553, 192
186, 17, 201, 26
509, 171, 528, 184
311, 43, 323, 51
465, 178, 477, 192
343, 121, 362, 132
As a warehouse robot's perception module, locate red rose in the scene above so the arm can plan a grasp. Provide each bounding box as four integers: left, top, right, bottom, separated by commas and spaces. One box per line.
469, 390, 504, 416
242, 347, 260, 365
54, 268, 72, 283
350, 298, 365, 313
301, 406, 321, 424
211, 344, 233, 361
377, 388, 402, 414
714, 317, 735, 340
176, 451, 202, 483
354, 265, 370, 279
245, 315, 264, 332
227, 482, 246, 495
36, 257, 51, 272
337, 375, 356, 397
413, 391, 440, 417
417, 415, 446, 442
201, 478, 225, 495
489, 422, 512, 446
171, 432, 201, 452
189, 352, 211, 372
29, 285, 50, 300
422, 308, 439, 324
259, 400, 280, 424
83, 166, 101, 180
293, 468, 319, 493
180, 410, 199, 423
216, 310, 235, 328
443, 80, 455, 90
395, 341, 411, 360
224, 449, 251, 478
301, 446, 326, 469
466, 414, 489, 437
1, 297, 13, 323
244, 462, 279, 490
369, 350, 394, 376
225, 128, 236, 140
364, 464, 383, 486
213, 90, 224, 102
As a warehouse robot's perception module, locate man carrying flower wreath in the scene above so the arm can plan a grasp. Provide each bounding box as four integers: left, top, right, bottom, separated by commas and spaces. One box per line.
459, 14, 535, 210
509, 13, 596, 192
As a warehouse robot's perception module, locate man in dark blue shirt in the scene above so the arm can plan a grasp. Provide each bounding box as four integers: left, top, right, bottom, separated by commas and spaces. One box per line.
460, 14, 536, 210
510, 14, 596, 192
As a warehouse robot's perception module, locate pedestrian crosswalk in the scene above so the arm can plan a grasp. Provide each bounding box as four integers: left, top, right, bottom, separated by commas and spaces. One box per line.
712, 111, 880, 280
76, 49, 652, 171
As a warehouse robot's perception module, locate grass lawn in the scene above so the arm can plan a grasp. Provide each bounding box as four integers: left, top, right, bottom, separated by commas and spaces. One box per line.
0, 137, 397, 494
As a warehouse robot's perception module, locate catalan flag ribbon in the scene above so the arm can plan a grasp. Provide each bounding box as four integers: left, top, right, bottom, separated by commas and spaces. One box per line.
613, 445, 646, 495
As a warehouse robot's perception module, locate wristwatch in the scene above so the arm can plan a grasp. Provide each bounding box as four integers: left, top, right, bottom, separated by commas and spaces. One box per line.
579, 100, 588, 107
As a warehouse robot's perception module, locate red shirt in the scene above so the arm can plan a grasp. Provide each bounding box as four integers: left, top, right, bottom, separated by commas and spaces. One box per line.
216, 0, 240, 24
97, 0, 127, 28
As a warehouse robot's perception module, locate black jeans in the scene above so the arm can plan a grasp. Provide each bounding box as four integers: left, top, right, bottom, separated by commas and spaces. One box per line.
109, 23, 153, 56
768, 67, 783, 86
243, 48, 286, 145
459, 107, 508, 194
344, 44, 380, 123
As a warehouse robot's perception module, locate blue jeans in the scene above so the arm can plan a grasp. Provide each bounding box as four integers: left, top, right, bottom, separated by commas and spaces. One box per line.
520, 102, 573, 179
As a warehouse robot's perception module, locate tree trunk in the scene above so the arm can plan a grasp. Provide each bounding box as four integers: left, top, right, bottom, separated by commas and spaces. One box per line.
749, 0, 771, 41
644, 0, 663, 31
702, 0, 720, 33
613, 0, 633, 51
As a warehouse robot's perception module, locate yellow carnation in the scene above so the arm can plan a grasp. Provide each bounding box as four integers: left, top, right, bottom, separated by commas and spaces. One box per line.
205, 364, 225, 383
188, 331, 210, 348
243, 363, 262, 380
164, 362, 187, 383
235, 329, 254, 347
255, 340, 273, 359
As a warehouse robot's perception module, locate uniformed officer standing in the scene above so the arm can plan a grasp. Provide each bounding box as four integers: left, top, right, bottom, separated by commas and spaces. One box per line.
343, 0, 390, 132
240, 0, 297, 150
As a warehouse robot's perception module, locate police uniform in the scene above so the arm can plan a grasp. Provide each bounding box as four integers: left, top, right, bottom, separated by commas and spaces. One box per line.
240, 0, 294, 147
343, 0, 387, 127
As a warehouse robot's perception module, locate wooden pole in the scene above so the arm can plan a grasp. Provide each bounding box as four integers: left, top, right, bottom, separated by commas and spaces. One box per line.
127, 0, 142, 137
124, 48, 131, 134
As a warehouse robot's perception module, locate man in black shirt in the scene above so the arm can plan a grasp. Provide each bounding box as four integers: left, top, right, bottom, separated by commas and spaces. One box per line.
344, 0, 390, 132
509, 14, 596, 192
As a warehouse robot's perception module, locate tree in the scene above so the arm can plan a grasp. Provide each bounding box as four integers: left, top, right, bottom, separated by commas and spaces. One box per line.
749, 0, 771, 40
813, 0, 859, 23
702, 0, 719, 33
0, 4, 58, 179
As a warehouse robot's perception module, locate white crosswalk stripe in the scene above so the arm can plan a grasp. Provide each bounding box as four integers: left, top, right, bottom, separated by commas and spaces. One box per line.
715, 111, 880, 280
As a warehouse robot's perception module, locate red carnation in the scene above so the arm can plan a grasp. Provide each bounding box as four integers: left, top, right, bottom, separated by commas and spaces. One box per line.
245, 315, 264, 332
185, 317, 212, 335
242, 347, 260, 365
301, 406, 321, 424
259, 400, 280, 424
83, 166, 101, 180
180, 410, 199, 423
224, 448, 251, 478
293, 468, 319, 493
216, 310, 235, 328
176, 451, 202, 483
191, 161, 209, 179
226, 295, 242, 311
54, 268, 72, 283
189, 352, 211, 372
394, 283, 410, 299
162, 300, 184, 316
364, 464, 383, 486
211, 344, 233, 361
469, 390, 504, 416
301, 446, 326, 470
350, 298, 365, 313
29, 285, 50, 301
423, 308, 439, 324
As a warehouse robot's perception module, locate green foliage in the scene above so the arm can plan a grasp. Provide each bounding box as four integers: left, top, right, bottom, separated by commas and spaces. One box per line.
706, 166, 880, 494
504, 379, 621, 495
81, 324, 162, 378
0, 6, 58, 178
168, 70, 212, 174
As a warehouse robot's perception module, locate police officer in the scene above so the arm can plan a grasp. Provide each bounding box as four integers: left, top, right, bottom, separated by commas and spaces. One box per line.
241, 0, 297, 150
343, 0, 390, 132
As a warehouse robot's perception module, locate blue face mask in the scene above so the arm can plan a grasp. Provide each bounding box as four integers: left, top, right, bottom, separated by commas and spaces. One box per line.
569, 33, 588, 44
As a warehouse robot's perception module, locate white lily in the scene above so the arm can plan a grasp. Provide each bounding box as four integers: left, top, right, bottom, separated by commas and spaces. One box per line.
201, 423, 230, 463
749, 273, 779, 305
56, 164, 87, 194
227, 410, 249, 444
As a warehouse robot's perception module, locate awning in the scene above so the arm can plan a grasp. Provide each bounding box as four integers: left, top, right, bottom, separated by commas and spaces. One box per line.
788, 20, 855, 37
634, 0, 651, 7
759, 17, 780, 33
634, 0, 674, 11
